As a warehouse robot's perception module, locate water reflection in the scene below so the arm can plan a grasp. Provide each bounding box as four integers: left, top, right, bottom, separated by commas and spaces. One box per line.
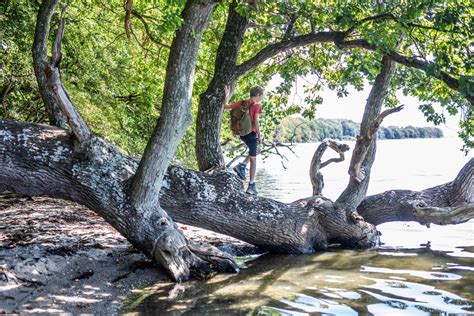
122, 247, 474, 315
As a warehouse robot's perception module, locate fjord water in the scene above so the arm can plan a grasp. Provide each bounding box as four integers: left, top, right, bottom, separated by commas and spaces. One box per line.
125, 138, 473, 315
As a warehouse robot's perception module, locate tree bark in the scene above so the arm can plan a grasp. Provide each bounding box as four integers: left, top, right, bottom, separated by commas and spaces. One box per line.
195, 3, 249, 171
357, 158, 473, 226
32, 0, 90, 141
1, 121, 472, 254
335, 56, 397, 214
0, 121, 376, 254
131, 0, 217, 207
32, 0, 67, 129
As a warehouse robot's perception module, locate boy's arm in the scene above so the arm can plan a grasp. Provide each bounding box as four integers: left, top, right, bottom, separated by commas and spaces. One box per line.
223, 85, 232, 110
254, 113, 262, 144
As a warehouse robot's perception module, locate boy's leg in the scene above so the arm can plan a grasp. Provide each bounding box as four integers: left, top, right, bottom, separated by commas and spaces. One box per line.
249, 156, 256, 183
246, 155, 258, 194
234, 144, 252, 181
245, 132, 258, 194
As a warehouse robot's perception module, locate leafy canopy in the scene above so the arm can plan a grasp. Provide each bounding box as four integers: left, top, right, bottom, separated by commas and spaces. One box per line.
1, 0, 472, 166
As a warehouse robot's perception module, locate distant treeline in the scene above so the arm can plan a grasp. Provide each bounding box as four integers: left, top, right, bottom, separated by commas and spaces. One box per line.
277, 117, 444, 143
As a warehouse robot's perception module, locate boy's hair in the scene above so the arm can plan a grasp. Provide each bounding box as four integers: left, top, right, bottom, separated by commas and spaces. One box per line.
250, 86, 264, 97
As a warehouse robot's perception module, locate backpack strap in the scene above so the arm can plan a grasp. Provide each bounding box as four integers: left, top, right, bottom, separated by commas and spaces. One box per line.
247, 101, 255, 128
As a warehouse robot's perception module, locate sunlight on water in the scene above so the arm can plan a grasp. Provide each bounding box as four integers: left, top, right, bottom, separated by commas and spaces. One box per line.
123, 139, 473, 315
361, 277, 472, 315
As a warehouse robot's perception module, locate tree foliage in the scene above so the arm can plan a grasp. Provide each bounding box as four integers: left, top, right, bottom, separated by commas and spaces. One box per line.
1, 0, 472, 167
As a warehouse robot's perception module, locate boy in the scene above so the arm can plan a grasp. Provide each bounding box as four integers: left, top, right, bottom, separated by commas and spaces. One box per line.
223, 85, 263, 195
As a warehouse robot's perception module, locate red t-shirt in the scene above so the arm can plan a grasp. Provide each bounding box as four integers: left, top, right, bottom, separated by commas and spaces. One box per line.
228, 99, 262, 133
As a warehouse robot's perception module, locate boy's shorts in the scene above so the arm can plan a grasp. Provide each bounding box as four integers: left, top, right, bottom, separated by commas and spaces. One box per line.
240, 131, 258, 157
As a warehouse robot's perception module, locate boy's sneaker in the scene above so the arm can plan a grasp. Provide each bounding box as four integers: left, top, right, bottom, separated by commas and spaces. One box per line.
233, 163, 246, 181
246, 182, 258, 195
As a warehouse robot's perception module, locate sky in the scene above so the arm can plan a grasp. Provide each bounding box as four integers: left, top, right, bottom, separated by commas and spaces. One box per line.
267, 75, 463, 138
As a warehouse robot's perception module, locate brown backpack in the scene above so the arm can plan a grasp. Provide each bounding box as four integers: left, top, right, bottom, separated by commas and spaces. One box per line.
230, 101, 254, 136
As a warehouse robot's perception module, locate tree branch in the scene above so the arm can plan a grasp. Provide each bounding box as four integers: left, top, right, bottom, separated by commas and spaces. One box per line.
320, 140, 350, 169
32, 0, 66, 128
343, 13, 396, 37
367, 104, 404, 139
234, 32, 341, 78
337, 39, 472, 104
336, 55, 396, 210
289, 122, 306, 145
124, 0, 133, 39
33, 0, 90, 142
345, 12, 459, 37
131, 0, 216, 208
413, 204, 474, 226
357, 159, 474, 226
310, 140, 350, 196
51, 16, 65, 67
449, 158, 473, 205
131, 9, 171, 49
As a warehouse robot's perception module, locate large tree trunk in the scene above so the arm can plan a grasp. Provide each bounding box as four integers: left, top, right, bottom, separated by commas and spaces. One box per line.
128, 0, 234, 282
357, 158, 474, 226
1, 121, 472, 254
195, 3, 249, 171
0, 121, 376, 253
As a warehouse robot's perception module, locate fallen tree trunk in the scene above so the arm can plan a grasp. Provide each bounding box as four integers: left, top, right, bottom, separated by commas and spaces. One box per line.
0, 121, 376, 253
0, 120, 239, 278
1, 121, 472, 255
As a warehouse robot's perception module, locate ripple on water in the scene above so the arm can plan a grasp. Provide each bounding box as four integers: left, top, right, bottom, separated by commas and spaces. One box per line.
447, 263, 474, 271
361, 277, 473, 315
361, 266, 463, 280
378, 251, 418, 257
279, 293, 358, 315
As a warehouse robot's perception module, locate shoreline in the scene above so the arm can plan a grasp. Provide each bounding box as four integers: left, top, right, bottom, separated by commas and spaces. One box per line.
0, 193, 256, 314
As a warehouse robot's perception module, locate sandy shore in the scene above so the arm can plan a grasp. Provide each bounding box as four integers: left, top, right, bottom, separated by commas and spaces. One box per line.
0, 193, 255, 314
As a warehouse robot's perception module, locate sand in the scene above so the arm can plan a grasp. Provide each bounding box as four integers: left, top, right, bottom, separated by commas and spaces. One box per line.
0, 193, 254, 314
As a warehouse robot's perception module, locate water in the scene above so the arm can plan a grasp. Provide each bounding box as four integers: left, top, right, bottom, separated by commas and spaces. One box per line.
124, 138, 473, 315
